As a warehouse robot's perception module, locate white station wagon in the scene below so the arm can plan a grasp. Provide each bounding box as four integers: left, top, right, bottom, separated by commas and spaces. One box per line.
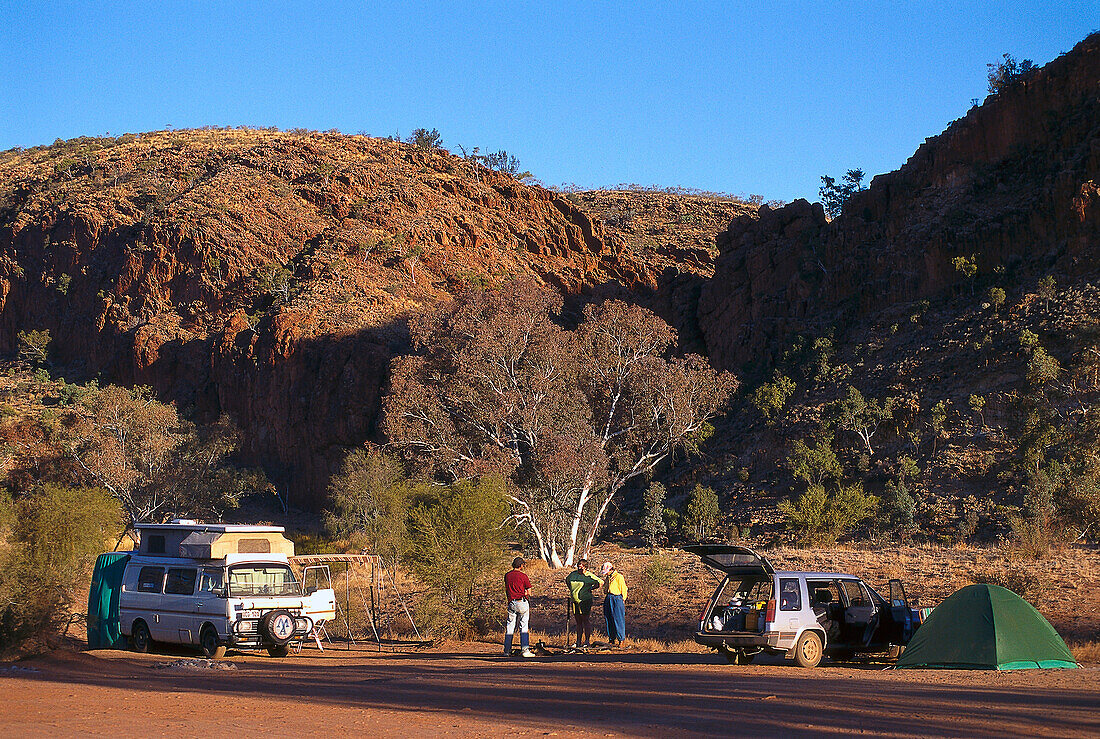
117, 522, 336, 658
686, 545, 920, 667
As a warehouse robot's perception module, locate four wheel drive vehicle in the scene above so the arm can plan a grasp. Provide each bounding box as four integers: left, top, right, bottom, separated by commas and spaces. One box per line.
116, 522, 337, 658
685, 545, 921, 667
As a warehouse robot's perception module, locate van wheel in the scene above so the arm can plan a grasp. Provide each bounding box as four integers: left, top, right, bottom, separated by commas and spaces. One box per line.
200, 626, 227, 659
131, 621, 152, 654
793, 632, 823, 668
267, 645, 290, 657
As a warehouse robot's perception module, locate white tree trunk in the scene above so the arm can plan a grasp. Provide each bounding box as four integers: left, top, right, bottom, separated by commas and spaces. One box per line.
580, 487, 619, 560
562, 483, 591, 568
858, 428, 874, 455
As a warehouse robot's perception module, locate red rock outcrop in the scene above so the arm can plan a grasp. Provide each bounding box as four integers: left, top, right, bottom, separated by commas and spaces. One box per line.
0, 131, 676, 505
699, 32, 1100, 370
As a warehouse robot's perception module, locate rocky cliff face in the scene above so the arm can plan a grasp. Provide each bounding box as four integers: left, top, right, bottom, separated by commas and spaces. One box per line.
0, 130, 748, 505
699, 32, 1100, 371
3, 32, 1096, 513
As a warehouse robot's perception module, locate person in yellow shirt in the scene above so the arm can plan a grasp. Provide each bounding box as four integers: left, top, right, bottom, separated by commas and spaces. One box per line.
600, 561, 627, 647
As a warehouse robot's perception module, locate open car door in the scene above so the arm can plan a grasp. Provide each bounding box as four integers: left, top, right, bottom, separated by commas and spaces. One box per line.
682, 545, 775, 578
886, 578, 915, 644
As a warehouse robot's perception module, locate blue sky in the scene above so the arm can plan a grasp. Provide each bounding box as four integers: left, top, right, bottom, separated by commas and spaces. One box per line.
0, 2, 1095, 202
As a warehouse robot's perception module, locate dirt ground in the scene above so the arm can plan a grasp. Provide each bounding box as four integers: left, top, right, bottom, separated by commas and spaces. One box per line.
4, 544, 1096, 736
2, 644, 1098, 738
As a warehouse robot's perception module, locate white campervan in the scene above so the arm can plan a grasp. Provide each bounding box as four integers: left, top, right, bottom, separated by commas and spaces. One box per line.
118, 521, 336, 658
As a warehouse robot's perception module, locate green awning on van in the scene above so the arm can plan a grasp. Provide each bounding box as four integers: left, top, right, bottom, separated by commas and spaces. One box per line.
87, 552, 130, 650
897, 583, 1077, 670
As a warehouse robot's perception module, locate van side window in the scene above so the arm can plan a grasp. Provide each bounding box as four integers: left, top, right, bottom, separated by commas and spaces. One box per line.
164, 568, 197, 595
146, 535, 166, 554
779, 578, 802, 611
198, 568, 224, 594
137, 566, 165, 593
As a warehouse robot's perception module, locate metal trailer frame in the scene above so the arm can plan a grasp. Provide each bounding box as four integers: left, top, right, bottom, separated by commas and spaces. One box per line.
288, 554, 431, 651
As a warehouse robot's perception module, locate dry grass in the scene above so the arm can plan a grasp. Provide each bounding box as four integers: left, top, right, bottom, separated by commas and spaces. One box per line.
1069, 641, 1100, 664
624, 637, 709, 654
472, 629, 708, 654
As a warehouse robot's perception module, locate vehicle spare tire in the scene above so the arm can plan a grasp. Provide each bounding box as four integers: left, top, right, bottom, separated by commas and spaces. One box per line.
260, 609, 296, 645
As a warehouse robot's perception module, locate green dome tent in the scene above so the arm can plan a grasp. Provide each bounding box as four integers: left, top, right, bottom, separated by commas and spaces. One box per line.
897, 583, 1077, 670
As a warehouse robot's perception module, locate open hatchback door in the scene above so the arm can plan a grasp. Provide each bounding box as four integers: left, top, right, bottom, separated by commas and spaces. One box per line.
682, 544, 775, 577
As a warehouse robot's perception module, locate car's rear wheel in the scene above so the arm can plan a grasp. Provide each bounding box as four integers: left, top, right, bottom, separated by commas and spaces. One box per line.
886, 644, 904, 660
131, 620, 152, 654
793, 632, 823, 668
200, 625, 227, 659
267, 644, 290, 657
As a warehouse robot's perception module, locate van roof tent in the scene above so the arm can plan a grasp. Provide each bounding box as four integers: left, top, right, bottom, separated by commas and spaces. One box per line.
135, 522, 295, 558
135, 523, 286, 533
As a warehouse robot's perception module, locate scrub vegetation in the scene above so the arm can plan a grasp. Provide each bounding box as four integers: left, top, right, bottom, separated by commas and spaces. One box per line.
0, 484, 122, 651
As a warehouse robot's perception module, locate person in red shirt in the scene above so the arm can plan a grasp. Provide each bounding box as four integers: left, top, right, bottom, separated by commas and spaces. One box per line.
504, 557, 534, 657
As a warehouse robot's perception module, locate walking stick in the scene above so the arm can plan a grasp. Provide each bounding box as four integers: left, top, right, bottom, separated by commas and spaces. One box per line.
564, 597, 571, 651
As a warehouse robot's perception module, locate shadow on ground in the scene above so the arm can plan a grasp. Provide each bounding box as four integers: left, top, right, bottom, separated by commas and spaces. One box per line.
11, 646, 1100, 737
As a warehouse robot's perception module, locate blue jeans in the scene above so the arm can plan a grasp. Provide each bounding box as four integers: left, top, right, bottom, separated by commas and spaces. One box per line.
504, 599, 529, 653
604, 594, 626, 643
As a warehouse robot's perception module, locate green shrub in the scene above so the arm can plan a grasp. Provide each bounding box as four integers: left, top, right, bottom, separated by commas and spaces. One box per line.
1027, 347, 1061, 387
641, 552, 676, 588
881, 479, 917, 540
407, 476, 508, 612
987, 54, 1035, 95
56, 378, 97, 407
633, 552, 678, 605
682, 484, 719, 542
952, 254, 978, 279
17, 329, 51, 367
0, 485, 123, 652
323, 447, 417, 567
750, 371, 795, 425
641, 482, 667, 551
1008, 471, 1058, 559
972, 569, 1043, 606
662, 507, 680, 537
778, 482, 878, 546
1018, 329, 1040, 349
897, 455, 920, 480
787, 437, 841, 486
406, 128, 443, 151
819, 169, 864, 219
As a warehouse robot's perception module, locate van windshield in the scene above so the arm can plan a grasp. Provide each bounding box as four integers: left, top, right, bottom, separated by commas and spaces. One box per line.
228, 564, 300, 597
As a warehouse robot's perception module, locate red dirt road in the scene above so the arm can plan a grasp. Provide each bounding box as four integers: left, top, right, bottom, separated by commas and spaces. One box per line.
2, 645, 1098, 737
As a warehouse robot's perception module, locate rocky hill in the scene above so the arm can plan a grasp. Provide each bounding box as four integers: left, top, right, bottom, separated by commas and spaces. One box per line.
676, 32, 1100, 541
0, 32, 1097, 531
0, 130, 750, 505
699, 32, 1100, 371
